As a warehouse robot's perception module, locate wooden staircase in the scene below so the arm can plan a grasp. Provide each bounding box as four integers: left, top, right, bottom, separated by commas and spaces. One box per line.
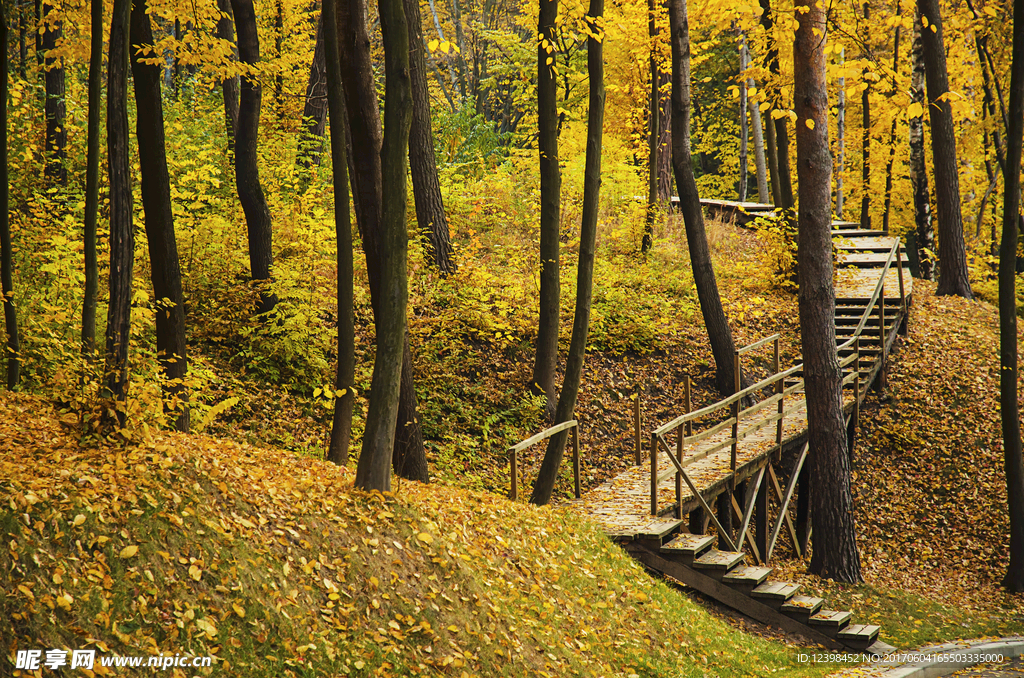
625, 518, 894, 653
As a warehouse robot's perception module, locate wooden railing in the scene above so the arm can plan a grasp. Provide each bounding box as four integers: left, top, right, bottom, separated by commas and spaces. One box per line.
644, 236, 909, 560
508, 420, 581, 501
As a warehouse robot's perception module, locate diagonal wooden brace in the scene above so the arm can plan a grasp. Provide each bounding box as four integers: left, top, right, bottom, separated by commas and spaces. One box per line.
657, 434, 737, 551
767, 442, 808, 561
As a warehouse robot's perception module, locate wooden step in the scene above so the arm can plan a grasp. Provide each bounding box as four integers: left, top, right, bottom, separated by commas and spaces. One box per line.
831, 229, 886, 238
692, 550, 745, 579
780, 595, 824, 624
750, 581, 800, 609
638, 518, 685, 548
838, 624, 881, 650
660, 533, 714, 565
808, 609, 853, 637
721, 565, 772, 593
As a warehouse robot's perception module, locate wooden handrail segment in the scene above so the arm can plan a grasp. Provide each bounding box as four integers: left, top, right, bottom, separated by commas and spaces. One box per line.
508, 419, 581, 501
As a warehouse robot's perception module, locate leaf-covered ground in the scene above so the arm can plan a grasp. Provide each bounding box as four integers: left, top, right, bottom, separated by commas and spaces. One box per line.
1, 392, 837, 678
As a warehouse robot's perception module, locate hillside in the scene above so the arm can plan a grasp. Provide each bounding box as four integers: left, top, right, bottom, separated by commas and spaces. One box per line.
1, 392, 837, 677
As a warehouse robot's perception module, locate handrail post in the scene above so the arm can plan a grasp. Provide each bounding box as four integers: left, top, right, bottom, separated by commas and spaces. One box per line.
731, 350, 740, 483
634, 392, 642, 466
880, 285, 887, 391
854, 336, 862, 414
676, 427, 684, 518
897, 245, 908, 336
774, 337, 783, 452
650, 433, 658, 516
572, 424, 581, 499
509, 449, 518, 501
684, 375, 693, 437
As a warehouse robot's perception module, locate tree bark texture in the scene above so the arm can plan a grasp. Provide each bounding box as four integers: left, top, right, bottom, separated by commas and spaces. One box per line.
216, 0, 240, 155
738, 27, 748, 202
355, 0, 413, 492
642, 0, 659, 253
323, 0, 355, 466
1000, 0, 1024, 593
82, 0, 102, 356
657, 69, 673, 201
41, 0, 65, 184
297, 16, 328, 171
337, 0, 428, 482
230, 0, 278, 315
1, 13, 20, 389
837, 47, 845, 218
742, 34, 769, 204
859, 3, 871, 231
668, 0, 742, 397
532, 0, 560, 417
793, 3, 862, 584
105, 0, 135, 420
531, 0, 604, 506
131, 0, 190, 432
406, 0, 456, 275
917, 0, 972, 298
909, 16, 934, 280
882, 8, 902, 235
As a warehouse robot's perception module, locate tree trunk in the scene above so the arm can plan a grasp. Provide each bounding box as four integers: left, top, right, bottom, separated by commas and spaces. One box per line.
131, 0, 190, 432
337, 0, 429, 482
532, 0, 560, 417
836, 47, 846, 218
1001, 0, 1024, 593
216, 0, 240, 156
355, 0, 413, 492
406, 0, 456, 275
657, 67, 673, 201
274, 0, 284, 117
859, 3, 871, 231
41, 0, 65, 184
82, 0, 102, 356
882, 10, 902, 236
758, 0, 793, 212
18, 3, 26, 80
737, 27, 748, 202
297, 16, 328, 171
531, 0, 603, 507
104, 0, 135, 421
642, 0, 659, 253
909, 15, 933, 280
323, 0, 355, 465
793, 2, 862, 584
444, 0, 470, 99
667, 0, 743, 396
918, 0, 972, 298
765, 94, 782, 207
743, 36, 769, 204
1, 13, 20, 390
230, 0, 278, 315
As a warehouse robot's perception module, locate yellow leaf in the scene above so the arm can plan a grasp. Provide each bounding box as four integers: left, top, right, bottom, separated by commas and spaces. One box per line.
428, 39, 439, 51
906, 102, 924, 118
57, 593, 73, 610
189, 564, 203, 581
232, 603, 246, 618
119, 545, 139, 559
805, 118, 815, 129
416, 532, 434, 544
73, 514, 86, 527
546, 57, 553, 66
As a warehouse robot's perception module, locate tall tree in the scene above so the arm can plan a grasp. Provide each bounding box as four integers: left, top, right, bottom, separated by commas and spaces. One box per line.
40, 0, 64, 184
742, 33, 769, 204
737, 26, 748, 201
532, 0, 561, 417
1, 6, 20, 389
908, 15, 933, 279
917, 0, 972, 298
758, 0, 794, 213
642, 0, 661, 253
229, 0, 278, 315
1000, 0, 1024, 593
297, 16, 328, 172
531, 0, 604, 506
323, 0, 354, 465
81, 0, 101, 355
216, 0, 240, 155
667, 0, 743, 396
337, 0, 429, 482
794, 0, 861, 583
405, 0, 456, 275
131, 0, 190, 431
104, 0, 134, 420
859, 2, 872, 230
881, 4, 903, 235
836, 47, 846, 218
355, 0, 413, 492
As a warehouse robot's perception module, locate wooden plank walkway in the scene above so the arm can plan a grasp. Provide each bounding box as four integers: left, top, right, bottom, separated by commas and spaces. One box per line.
570, 224, 911, 543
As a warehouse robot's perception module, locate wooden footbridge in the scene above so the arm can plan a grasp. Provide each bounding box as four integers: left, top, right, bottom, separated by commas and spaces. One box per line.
516, 206, 909, 652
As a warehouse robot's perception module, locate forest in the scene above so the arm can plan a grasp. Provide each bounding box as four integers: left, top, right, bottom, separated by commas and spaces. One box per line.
4, 0, 1024, 672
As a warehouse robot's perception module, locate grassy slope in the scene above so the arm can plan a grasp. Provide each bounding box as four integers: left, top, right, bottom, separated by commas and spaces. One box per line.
1, 392, 833, 678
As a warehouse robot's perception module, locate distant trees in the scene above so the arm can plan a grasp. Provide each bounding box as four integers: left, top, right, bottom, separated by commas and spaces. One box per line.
908, 16, 933, 280
1000, 0, 1024, 593
41, 0, 65, 184
793, 0, 860, 583
81, 0, 102, 355
917, 0, 972, 298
